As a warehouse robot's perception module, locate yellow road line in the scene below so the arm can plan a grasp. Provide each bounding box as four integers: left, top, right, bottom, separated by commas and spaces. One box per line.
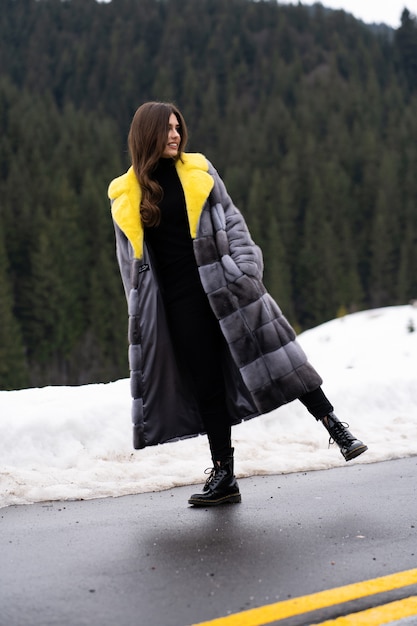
191, 568, 417, 626
316, 595, 417, 625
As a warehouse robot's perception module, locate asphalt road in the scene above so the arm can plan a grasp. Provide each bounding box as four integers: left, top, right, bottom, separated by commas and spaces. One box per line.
1, 457, 416, 626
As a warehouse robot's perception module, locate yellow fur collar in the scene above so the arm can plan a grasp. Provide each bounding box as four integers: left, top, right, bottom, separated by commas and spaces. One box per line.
108, 153, 214, 259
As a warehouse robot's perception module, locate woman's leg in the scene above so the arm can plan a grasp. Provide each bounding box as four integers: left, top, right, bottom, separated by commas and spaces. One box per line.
165, 292, 233, 462
165, 293, 240, 506
299, 387, 334, 420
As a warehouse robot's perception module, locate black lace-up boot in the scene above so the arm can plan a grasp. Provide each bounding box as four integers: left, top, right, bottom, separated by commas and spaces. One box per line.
321, 413, 368, 461
188, 449, 241, 506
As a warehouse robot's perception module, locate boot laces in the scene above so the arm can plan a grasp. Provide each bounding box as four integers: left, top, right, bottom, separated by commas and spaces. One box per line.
203, 464, 228, 491
203, 467, 216, 490
328, 420, 355, 448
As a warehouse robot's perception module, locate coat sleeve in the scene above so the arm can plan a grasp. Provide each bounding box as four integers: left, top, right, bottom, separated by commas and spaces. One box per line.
208, 164, 264, 281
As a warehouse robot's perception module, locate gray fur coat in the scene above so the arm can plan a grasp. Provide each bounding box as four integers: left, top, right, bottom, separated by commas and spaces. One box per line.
108, 153, 322, 449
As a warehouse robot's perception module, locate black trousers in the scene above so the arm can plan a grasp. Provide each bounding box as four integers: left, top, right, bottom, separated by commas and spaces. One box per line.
299, 387, 334, 420
165, 291, 233, 461
165, 292, 333, 461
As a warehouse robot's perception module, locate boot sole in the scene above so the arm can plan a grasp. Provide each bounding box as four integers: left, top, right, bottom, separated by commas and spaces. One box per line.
188, 494, 242, 507
344, 444, 368, 462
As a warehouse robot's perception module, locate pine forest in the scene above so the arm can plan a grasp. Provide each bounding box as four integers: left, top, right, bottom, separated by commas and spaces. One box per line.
1, 0, 417, 389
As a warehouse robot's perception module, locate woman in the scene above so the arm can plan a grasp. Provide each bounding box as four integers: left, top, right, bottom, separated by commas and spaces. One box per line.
108, 101, 367, 507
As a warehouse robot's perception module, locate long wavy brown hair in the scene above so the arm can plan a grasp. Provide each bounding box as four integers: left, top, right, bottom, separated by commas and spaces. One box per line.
128, 102, 188, 227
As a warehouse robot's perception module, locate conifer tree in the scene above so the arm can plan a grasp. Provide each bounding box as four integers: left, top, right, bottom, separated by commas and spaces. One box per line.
369, 152, 400, 306
395, 8, 417, 92
0, 222, 28, 389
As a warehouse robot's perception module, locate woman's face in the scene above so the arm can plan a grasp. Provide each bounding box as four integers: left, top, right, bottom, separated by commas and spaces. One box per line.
161, 113, 181, 158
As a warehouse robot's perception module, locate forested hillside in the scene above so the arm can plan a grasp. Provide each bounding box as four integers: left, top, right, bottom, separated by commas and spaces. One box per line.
1, 0, 416, 389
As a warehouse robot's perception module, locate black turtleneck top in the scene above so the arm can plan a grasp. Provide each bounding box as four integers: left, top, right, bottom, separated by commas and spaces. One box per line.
144, 158, 205, 305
